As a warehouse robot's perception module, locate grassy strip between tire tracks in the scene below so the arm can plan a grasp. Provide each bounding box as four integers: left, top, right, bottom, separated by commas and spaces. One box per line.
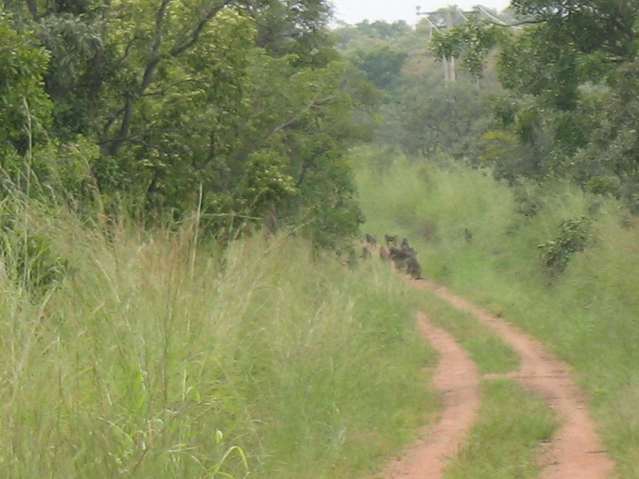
415, 291, 520, 375
445, 380, 557, 479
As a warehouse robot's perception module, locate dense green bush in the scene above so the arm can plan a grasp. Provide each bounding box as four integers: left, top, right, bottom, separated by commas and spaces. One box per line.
537, 216, 591, 274
0, 12, 52, 161
0, 202, 68, 294
1, 2, 375, 250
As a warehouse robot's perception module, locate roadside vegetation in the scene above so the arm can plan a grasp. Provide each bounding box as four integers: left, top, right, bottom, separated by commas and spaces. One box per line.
0, 199, 437, 479
1, 4, 442, 474
355, 152, 639, 477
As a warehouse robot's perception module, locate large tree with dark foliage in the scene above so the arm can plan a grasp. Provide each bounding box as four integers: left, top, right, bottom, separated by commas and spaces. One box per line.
1, 0, 375, 246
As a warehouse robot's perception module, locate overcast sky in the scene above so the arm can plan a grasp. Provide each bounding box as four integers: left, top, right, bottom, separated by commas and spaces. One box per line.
331, 0, 512, 25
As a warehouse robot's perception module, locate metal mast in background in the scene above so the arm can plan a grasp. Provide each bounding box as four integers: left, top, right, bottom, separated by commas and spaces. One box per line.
416, 4, 508, 83
416, 5, 456, 82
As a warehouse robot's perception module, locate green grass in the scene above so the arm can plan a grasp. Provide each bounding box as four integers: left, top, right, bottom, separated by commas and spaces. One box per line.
418, 291, 519, 374
0, 202, 438, 479
354, 146, 639, 478
444, 380, 556, 479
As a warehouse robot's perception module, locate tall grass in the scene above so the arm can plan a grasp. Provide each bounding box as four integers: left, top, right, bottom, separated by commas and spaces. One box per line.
0, 200, 436, 478
354, 146, 639, 478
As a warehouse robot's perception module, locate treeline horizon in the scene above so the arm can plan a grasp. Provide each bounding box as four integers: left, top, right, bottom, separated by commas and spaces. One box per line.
338, 1, 639, 210
1, 0, 638, 248
1, 0, 383, 252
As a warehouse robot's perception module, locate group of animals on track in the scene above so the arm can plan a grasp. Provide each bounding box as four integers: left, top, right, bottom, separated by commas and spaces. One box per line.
362, 233, 422, 279
358, 233, 616, 479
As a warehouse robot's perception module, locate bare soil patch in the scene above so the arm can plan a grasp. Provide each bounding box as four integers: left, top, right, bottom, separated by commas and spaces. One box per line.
413, 278, 616, 479
380, 313, 481, 479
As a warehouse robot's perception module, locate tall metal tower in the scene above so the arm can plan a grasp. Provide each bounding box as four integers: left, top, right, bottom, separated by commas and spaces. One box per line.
416, 5, 507, 82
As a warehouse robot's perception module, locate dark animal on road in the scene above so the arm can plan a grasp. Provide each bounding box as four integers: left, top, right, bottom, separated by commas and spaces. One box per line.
405, 256, 422, 279
389, 238, 423, 279
401, 238, 417, 255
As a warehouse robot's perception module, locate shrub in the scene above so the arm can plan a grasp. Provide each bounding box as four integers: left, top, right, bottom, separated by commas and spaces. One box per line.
537, 216, 591, 274
0, 205, 68, 294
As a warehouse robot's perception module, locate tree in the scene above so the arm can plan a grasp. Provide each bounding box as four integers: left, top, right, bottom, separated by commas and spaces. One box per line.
429, 0, 639, 201
352, 45, 407, 90
0, 1, 370, 247
396, 78, 496, 159
0, 10, 51, 167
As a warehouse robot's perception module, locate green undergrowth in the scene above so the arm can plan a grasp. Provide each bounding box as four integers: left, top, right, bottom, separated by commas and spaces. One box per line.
417, 291, 519, 374
444, 380, 556, 479
354, 146, 639, 477
0, 201, 437, 479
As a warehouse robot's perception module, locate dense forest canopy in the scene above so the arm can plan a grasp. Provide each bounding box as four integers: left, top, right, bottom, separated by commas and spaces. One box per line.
1, 0, 381, 248
2, 0, 639, 244
337, 1, 639, 210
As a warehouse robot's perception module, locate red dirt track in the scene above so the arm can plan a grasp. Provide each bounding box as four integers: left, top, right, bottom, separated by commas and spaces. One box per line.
380, 274, 616, 478
380, 313, 480, 479
416, 279, 615, 479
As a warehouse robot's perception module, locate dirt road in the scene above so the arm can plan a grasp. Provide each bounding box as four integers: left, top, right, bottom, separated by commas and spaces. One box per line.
381, 313, 480, 478
383, 276, 616, 478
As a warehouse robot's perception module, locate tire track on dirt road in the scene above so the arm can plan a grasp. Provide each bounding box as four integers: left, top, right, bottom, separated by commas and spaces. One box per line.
411, 278, 616, 479
380, 313, 481, 479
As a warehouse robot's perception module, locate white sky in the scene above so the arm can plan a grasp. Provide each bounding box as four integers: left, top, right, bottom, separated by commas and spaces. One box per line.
331, 0, 512, 25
